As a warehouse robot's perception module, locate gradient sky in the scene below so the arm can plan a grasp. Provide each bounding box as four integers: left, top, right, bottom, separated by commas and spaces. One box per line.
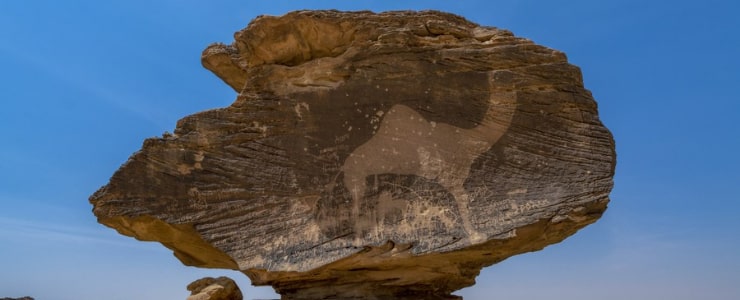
1, 1, 739, 299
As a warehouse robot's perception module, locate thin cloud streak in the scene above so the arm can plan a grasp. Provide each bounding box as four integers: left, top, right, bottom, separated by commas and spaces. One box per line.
0, 43, 170, 128
0, 216, 158, 251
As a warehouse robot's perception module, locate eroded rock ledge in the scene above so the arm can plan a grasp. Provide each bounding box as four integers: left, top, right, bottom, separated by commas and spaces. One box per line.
91, 10, 615, 300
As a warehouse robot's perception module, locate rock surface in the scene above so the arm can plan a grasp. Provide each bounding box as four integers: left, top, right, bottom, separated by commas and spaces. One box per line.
90, 10, 615, 299
186, 277, 243, 300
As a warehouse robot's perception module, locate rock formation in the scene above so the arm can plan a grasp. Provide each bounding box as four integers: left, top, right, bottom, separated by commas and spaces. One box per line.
90, 10, 615, 300
186, 277, 243, 300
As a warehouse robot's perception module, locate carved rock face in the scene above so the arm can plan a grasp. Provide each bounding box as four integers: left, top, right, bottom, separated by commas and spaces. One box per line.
90, 10, 615, 299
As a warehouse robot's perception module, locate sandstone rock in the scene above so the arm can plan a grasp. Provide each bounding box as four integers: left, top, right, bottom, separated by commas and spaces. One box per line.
90, 10, 615, 299
186, 277, 243, 300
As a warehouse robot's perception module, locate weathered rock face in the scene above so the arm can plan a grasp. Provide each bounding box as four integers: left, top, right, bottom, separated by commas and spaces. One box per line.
186, 277, 243, 300
90, 10, 615, 299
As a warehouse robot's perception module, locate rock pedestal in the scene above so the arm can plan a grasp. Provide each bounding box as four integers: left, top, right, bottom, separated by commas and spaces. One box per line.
91, 10, 615, 300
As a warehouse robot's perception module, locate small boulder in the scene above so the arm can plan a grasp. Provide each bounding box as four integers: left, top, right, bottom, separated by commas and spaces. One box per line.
186, 276, 243, 300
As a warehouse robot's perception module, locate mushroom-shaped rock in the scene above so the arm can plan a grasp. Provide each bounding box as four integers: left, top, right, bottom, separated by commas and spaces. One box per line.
91, 10, 616, 300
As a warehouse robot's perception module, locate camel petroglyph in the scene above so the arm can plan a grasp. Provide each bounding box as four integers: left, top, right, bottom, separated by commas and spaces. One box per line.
339, 75, 516, 244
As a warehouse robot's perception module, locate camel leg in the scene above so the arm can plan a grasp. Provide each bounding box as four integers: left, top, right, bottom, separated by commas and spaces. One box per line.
449, 187, 485, 244
344, 174, 367, 242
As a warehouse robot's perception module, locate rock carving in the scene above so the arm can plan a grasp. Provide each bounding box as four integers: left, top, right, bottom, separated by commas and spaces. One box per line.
340, 84, 516, 244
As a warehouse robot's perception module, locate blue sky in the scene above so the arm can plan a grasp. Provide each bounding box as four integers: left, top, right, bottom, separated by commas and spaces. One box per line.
1, 1, 738, 299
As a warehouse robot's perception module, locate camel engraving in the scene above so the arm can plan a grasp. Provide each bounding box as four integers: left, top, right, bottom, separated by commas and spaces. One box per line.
340, 77, 516, 244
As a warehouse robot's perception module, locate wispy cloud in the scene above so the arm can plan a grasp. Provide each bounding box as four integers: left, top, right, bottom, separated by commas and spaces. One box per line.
0, 215, 158, 251
0, 43, 170, 128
